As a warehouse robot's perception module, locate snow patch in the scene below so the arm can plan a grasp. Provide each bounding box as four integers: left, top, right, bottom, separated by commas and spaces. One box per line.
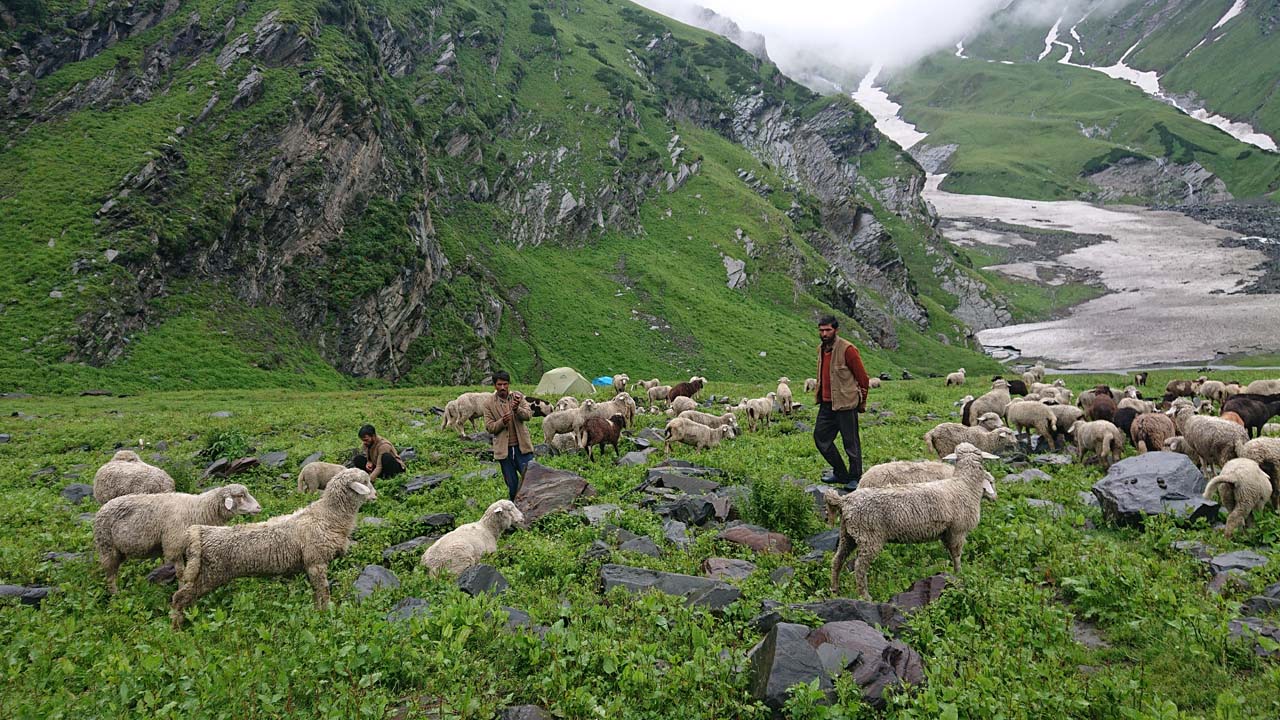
1038, 16, 1062, 62
852, 65, 928, 150
1212, 0, 1247, 30
955, 40, 967, 59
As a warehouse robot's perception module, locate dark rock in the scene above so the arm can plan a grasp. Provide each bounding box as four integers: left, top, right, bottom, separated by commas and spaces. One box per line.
500, 706, 552, 720
29, 466, 56, 480
1024, 498, 1066, 517
1209, 550, 1270, 574
603, 525, 641, 544
403, 473, 450, 494
632, 428, 666, 447
720, 524, 792, 554
750, 609, 785, 635
648, 469, 720, 494
1208, 570, 1250, 595
662, 495, 715, 526
386, 597, 431, 623
618, 536, 660, 557
400, 447, 417, 463
600, 564, 741, 612
414, 513, 455, 531
463, 432, 494, 444
1241, 582, 1280, 616
60, 483, 94, 504
890, 573, 954, 614
663, 519, 689, 548
515, 463, 596, 523
1077, 491, 1100, 508
80, 389, 113, 398
42, 551, 86, 564
805, 529, 841, 553
457, 564, 509, 595
259, 450, 288, 468
1171, 540, 1214, 560
1091, 452, 1217, 528
702, 557, 756, 581
1003, 468, 1052, 483
1228, 616, 1280, 657
147, 563, 177, 584
789, 598, 908, 635
617, 448, 656, 466
808, 620, 925, 709
0, 434, 9, 443
770, 566, 795, 584
300, 451, 324, 467
226, 456, 259, 475
353, 565, 400, 600
747, 623, 831, 712
577, 503, 621, 526
653, 459, 725, 475
1033, 453, 1073, 466
794, 421, 813, 432
531, 443, 551, 456
707, 488, 744, 522
382, 535, 438, 559
581, 540, 612, 562
0, 585, 54, 606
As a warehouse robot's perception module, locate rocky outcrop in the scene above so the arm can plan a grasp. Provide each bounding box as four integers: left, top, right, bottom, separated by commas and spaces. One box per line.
1084, 158, 1231, 205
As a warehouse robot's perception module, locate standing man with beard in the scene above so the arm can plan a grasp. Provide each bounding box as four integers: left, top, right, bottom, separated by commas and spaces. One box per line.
485, 371, 534, 501
813, 315, 871, 490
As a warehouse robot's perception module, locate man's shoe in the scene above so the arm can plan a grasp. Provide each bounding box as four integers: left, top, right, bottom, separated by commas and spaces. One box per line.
843, 479, 860, 491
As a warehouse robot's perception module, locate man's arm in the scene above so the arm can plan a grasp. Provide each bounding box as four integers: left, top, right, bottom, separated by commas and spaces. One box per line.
483, 400, 507, 434
845, 345, 871, 411
369, 443, 385, 481
514, 398, 533, 421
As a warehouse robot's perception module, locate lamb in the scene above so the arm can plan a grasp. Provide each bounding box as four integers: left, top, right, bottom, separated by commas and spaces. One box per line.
297, 461, 345, 493
580, 414, 625, 461
1046, 403, 1084, 443
743, 394, 776, 432
945, 368, 966, 386
804, 378, 818, 393
663, 417, 734, 454
1221, 393, 1280, 438
1241, 437, 1280, 510
1133, 371, 1148, 386
868, 377, 882, 389
1004, 400, 1058, 450
548, 432, 581, 455
1021, 370, 1037, 387
966, 379, 1012, 425
923, 423, 1018, 457
857, 461, 997, 501
612, 374, 630, 395
776, 377, 794, 415
1027, 361, 1046, 383
631, 378, 660, 394
1244, 379, 1280, 396
94, 484, 261, 594
1069, 420, 1124, 468
1117, 397, 1155, 414
647, 385, 672, 407
421, 499, 524, 575
666, 396, 699, 416
1172, 406, 1248, 475
555, 396, 580, 411
441, 392, 491, 434
1197, 380, 1228, 406
1202, 458, 1273, 538
540, 401, 596, 444
828, 443, 998, 599
677, 410, 739, 437
666, 378, 705, 403
93, 450, 176, 504
1130, 412, 1176, 454
170, 469, 376, 629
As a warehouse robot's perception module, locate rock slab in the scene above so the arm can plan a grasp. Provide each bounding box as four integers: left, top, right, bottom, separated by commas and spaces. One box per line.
748, 623, 831, 711
1091, 452, 1217, 528
600, 563, 740, 612
457, 564, 509, 596
515, 463, 596, 522
353, 565, 400, 600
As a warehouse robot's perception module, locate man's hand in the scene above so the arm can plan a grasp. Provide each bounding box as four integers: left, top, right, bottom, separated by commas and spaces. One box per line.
365, 462, 374, 471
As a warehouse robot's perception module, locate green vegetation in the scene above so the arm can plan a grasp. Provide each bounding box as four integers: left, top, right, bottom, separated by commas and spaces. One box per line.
887, 55, 1280, 201
3, 371, 1279, 717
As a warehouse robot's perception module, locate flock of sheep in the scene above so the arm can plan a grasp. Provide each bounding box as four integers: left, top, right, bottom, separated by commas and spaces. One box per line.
81, 365, 1280, 628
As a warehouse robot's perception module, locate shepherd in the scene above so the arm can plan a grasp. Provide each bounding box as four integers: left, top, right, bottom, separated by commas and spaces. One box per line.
813, 315, 871, 490
485, 370, 535, 501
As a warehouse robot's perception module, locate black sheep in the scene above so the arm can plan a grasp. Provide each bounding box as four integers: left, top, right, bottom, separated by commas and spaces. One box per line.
1222, 393, 1280, 439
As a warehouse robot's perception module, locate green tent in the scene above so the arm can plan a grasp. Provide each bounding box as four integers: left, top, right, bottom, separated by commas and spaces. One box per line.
534, 367, 595, 396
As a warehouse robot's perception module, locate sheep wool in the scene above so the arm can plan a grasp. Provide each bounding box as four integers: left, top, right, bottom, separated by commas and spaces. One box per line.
923, 423, 1018, 458
776, 378, 794, 415
297, 461, 346, 493
1173, 406, 1248, 475
1241, 437, 1280, 510
1070, 420, 1124, 468
664, 417, 733, 454
859, 460, 997, 501
422, 499, 524, 575
966, 380, 1011, 425
1004, 400, 1058, 450
677, 410, 739, 437
1202, 458, 1273, 538
93, 450, 176, 504
1130, 412, 1176, 454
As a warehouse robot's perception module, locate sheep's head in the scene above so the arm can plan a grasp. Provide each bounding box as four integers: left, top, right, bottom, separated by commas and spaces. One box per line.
580, 399, 596, 410
1164, 436, 1188, 454
608, 414, 626, 428
216, 483, 262, 516
327, 468, 377, 504
943, 442, 1001, 463
976, 412, 1004, 431
991, 379, 1009, 390
1053, 379, 1066, 388
778, 376, 790, 384
957, 367, 965, 374
989, 427, 1018, 451
817, 486, 844, 525
484, 499, 525, 532
112, 450, 141, 462
980, 470, 998, 501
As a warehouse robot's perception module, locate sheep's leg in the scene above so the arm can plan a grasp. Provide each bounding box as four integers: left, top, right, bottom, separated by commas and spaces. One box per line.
942, 530, 965, 573
306, 565, 330, 610
170, 583, 199, 630
100, 550, 123, 595
853, 540, 883, 601
830, 532, 851, 595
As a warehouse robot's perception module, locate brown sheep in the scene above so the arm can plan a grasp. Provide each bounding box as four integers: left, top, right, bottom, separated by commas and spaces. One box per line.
581, 414, 625, 462
1130, 412, 1176, 454
1165, 379, 1196, 398
1086, 385, 1116, 422
666, 378, 705, 403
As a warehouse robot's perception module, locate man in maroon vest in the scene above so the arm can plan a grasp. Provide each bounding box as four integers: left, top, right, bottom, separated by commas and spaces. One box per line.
814, 315, 871, 489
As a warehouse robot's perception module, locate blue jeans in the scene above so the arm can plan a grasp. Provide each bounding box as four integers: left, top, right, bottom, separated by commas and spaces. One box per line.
499, 445, 533, 500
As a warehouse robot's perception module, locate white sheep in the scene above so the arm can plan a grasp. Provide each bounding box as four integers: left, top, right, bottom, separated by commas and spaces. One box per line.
743, 393, 776, 432
297, 461, 345, 493
1117, 397, 1155, 414
1244, 379, 1280, 396
1027, 361, 1046, 383
1173, 406, 1247, 475
776, 377, 794, 415
666, 396, 699, 416
170, 469, 376, 629
1069, 420, 1124, 468
441, 392, 491, 434
664, 417, 734, 454
631, 378, 660, 394
93, 450, 176, 504
945, 368, 966, 386
94, 484, 261, 594
966, 379, 1011, 426
1241, 437, 1280, 510
1045, 403, 1084, 441
923, 423, 1018, 458
868, 377, 882, 389
1004, 400, 1058, 450
829, 443, 998, 599
677, 410, 739, 437
612, 374, 630, 395
540, 401, 596, 445
421, 499, 524, 575
584, 392, 636, 429
858, 461, 996, 500
647, 384, 672, 407
804, 378, 818, 393
1202, 458, 1273, 538
555, 396, 580, 412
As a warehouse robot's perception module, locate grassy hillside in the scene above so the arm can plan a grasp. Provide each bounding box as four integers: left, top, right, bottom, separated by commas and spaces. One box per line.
0, 0, 1005, 395
2, 373, 1279, 717
886, 55, 1280, 201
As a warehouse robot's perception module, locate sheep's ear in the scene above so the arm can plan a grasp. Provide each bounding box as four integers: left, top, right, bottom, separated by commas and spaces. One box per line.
941, 452, 958, 461
224, 496, 235, 511
351, 482, 372, 496
979, 451, 1000, 460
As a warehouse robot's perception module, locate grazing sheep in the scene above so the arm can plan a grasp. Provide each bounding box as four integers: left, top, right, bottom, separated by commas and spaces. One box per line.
1202, 458, 1273, 538
663, 417, 734, 455
743, 394, 776, 432
1111, 407, 1139, 445
1046, 403, 1084, 443
666, 396, 699, 416
1244, 379, 1280, 396
1021, 370, 1037, 387
1030, 382, 1070, 404
631, 378, 660, 394
1221, 411, 1246, 427
1026, 361, 1046, 383
666, 378, 705, 404
967, 380, 1012, 425
1241, 437, 1280, 510
677, 410, 739, 437
1172, 406, 1248, 475
421, 499, 524, 575
297, 461, 345, 493
1198, 380, 1228, 406
1133, 371, 1148, 387
94, 484, 261, 594
1118, 397, 1155, 414
1005, 400, 1058, 450
580, 414, 625, 461
1164, 436, 1194, 463
868, 377, 882, 389
924, 423, 1019, 457
585, 392, 637, 428
975, 412, 1005, 431
548, 432, 581, 456
1130, 413, 1176, 454
1222, 393, 1280, 438
441, 392, 491, 434
170, 469, 376, 629
777, 377, 794, 415
804, 378, 818, 393
858, 461, 997, 501
612, 374, 630, 395
526, 397, 555, 417
1165, 379, 1196, 398
541, 401, 596, 445
1082, 385, 1117, 422
1069, 420, 1124, 468
93, 450, 176, 504
647, 385, 672, 407
829, 443, 998, 599
946, 368, 966, 386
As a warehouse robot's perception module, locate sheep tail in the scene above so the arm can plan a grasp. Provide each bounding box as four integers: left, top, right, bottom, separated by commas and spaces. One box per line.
1203, 476, 1226, 501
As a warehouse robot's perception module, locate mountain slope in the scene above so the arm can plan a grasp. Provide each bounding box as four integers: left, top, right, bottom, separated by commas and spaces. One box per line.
0, 0, 1007, 394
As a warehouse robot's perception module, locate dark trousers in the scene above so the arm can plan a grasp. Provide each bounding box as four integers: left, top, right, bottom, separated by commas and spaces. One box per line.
351, 452, 405, 480
814, 402, 862, 483
498, 445, 533, 501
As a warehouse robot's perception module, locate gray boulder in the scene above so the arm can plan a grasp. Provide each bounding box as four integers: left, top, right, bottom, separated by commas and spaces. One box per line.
576, 504, 621, 526
0, 585, 54, 606
514, 463, 597, 522
702, 557, 756, 581
353, 565, 399, 600
259, 450, 288, 468
403, 473, 451, 494
648, 468, 720, 494
662, 519, 689, 548
1209, 550, 1270, 574
1091, 452, 1217, 528
60, 483, 94, 504
1241, 582, 1280, 617
807, 620, 926, 709
600, 564, 740, 612
386, 597, 431, 623
618, 536, 660, 557
382, 535, 439, 559
1229, 616, 1280, 657
748, 623, 831, 712
616, 449, 656, 466
457, 564, 509, 596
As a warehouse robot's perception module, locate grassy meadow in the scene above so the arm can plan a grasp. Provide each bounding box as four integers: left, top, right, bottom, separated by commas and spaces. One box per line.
1, 368, 1278, 718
